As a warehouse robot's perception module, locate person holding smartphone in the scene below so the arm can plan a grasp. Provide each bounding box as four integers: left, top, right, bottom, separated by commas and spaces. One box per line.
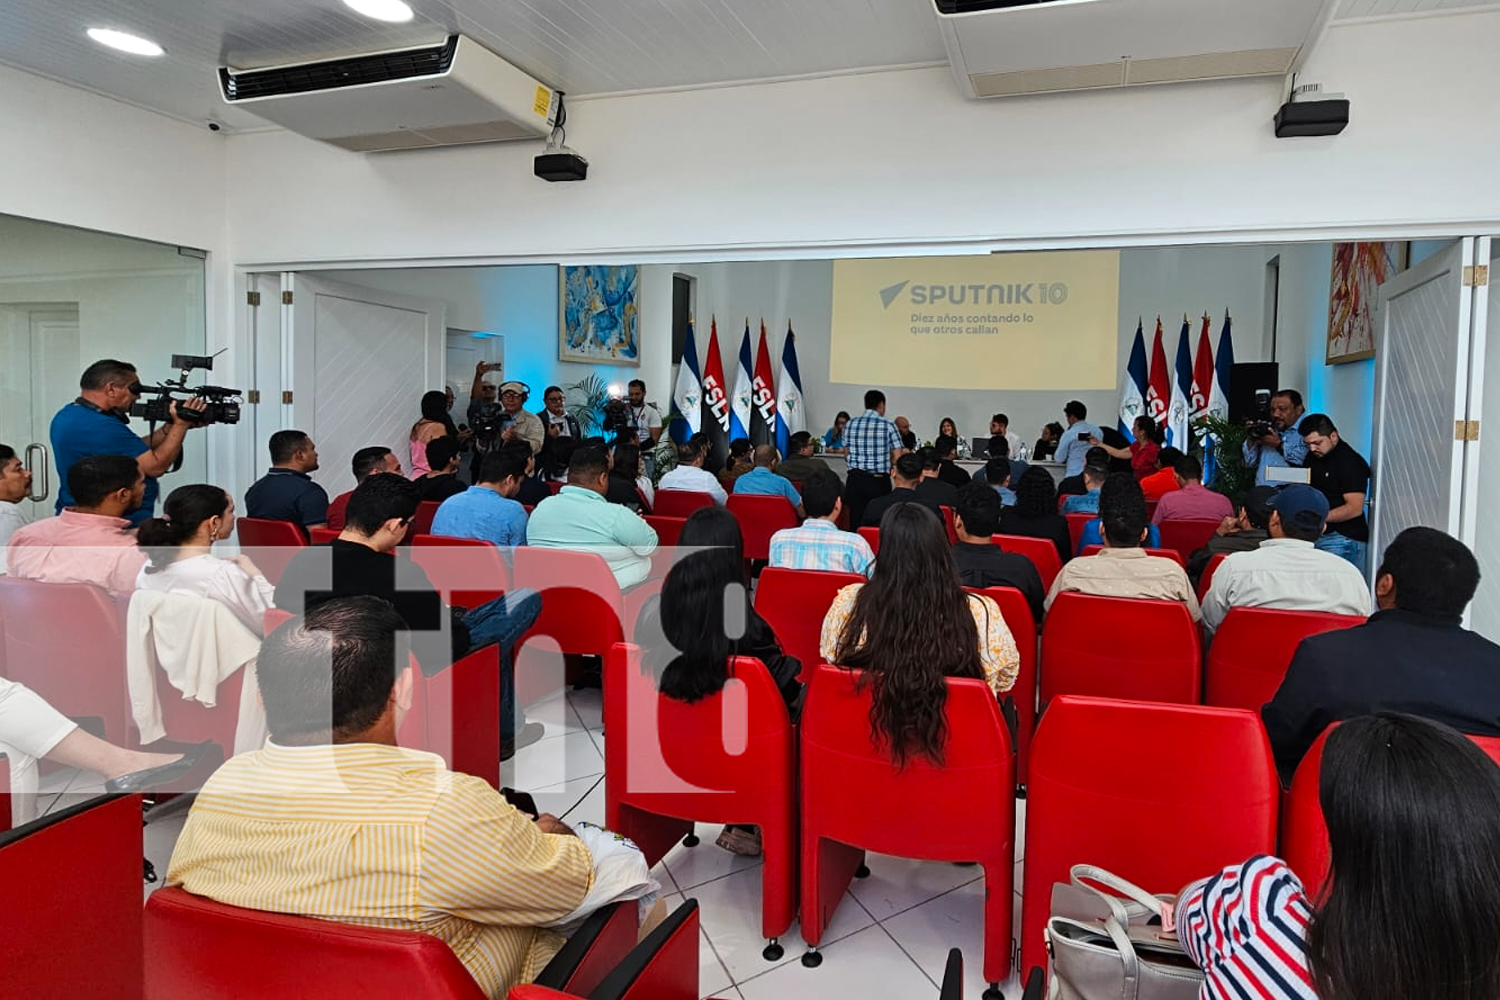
1055, 400, 1102, 477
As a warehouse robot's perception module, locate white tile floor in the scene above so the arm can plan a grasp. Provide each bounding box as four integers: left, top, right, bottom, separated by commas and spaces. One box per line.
43, 687, 1029, 1000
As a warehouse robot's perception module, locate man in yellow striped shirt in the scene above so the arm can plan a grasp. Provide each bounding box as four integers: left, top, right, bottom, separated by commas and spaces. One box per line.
167, 597, 594, 998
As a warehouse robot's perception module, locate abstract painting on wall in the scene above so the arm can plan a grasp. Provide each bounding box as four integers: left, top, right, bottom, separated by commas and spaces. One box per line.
559, 265, 640, 365
1326, 241, 1407, 364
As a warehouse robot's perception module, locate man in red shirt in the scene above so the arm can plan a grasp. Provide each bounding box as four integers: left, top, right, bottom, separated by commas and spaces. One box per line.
326, 447, 402, 532
1152, 454, 1233, 524
1139, 446, 1184, 502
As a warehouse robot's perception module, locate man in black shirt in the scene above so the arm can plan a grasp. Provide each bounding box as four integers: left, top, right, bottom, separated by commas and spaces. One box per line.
1298, 413, 1371, 571
950, 483, 1044, 622
244, 429, 329, 536
504, 439, 552, 507
275, 473, 544, 757
932, 435, 972, 489
414, 436, 468, 504
1263, 527, 1500, 783
862, 453, 927, 527
914, 447, 961, 512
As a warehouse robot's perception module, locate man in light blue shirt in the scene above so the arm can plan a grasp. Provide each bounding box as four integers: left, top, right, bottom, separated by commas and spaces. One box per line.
1056, 400, 1101, 477
1061, 464, 1108, 514
526, 446, 659, 590
732, 446, 806, 518
1241, 389, 1308, 487
432, 450, 530, 548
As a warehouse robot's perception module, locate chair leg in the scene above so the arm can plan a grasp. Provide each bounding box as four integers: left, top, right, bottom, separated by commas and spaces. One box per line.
800, 946, 822, 968
683, 832, 699, 847
762, 939, 784, 961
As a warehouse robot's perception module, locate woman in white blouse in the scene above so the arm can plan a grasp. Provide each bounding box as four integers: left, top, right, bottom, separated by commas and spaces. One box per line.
136, 484, 275, 634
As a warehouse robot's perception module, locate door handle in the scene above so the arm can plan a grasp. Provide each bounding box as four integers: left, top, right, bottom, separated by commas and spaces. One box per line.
24, 442, 49, 502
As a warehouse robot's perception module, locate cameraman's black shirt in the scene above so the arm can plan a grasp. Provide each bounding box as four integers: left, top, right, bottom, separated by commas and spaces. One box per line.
1306, 440, 1371, 542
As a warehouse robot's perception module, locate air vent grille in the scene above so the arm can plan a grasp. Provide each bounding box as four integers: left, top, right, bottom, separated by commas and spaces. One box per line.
221, 36, 458, 101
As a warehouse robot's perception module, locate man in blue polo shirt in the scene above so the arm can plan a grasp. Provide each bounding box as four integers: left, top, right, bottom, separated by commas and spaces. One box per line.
432, 450, 530, 548
244, 430, 328, 535
50, 359, 206, 526
1055, 400, 1102, 478
731, 445, 805, 519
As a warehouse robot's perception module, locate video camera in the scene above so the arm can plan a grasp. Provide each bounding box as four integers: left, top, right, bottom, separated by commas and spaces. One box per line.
602, 397, 631, 434
470, 403, 508, 444
130, 354, 242, 426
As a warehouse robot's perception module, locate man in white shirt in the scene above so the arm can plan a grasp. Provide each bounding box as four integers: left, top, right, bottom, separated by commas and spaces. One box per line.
0, 444, 34, 574
656, 438, 727, 506
991, 413, 1023, 460
626, 379, 663, 445
1200, 484, 1371, 634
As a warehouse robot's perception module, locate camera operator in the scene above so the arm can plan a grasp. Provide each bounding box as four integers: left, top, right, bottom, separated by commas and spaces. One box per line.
1242, 389, 1308, 487
50, 359, 206, 526
626, 379, 663, 445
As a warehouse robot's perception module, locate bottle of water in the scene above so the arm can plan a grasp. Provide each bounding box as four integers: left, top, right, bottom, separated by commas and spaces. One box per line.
1018, 443, 1030, 462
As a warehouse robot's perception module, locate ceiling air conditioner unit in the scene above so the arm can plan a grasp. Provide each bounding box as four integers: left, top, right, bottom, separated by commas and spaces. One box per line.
218, 35, 559, 152
933, 0, 1338, 100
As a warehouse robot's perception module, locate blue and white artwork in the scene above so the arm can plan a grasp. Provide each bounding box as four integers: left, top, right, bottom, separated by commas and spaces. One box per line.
560, 265, 640, 365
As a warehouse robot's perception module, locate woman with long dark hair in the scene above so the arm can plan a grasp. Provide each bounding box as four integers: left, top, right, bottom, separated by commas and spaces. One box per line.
408, 389, 458, 479
1178, 713, 1500, 1000
998, 466, 1072, 564
819, 503, 1018, 766
823, 411, 851, 454
606, 442, 653, 511
643, 506, 802, 856
136, 484, 274, 633
937, 416, 968, 458
1090, 415, 1163, 480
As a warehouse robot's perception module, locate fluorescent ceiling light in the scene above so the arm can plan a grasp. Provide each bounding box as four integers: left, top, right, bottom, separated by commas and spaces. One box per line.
342, 0, 415, 22
86, 28, 165, 56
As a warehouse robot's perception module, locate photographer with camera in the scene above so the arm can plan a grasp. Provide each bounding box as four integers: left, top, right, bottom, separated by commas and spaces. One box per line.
50, 359, 208, 527
1242, 388, 1308, 487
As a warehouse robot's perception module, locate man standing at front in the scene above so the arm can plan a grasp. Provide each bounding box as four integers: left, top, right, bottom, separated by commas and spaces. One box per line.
1299, 413, 1371, 571
50, 359, 207, 526
626, 379, 663, 445
1055, 400, 1101, 478
1242, 389, 1308, 486
497, 382, 545, 456
843, 389, 907, 528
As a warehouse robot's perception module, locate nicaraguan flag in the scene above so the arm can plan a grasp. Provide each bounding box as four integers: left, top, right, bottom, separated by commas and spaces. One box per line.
729, 321, 754, 442
670, 319, 703, 445
1118, 319, 1149, 441
1210, 312, 1234, 420
1168, 317, 1193, 449
775, 324, 806, 456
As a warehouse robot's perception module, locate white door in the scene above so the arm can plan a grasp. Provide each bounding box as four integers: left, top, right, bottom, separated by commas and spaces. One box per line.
1368, 239, 1478, 580
0, 304, 79, 520
1465, 241, 1500, 639
445, 328, 505, 423
285, 274, 445, 495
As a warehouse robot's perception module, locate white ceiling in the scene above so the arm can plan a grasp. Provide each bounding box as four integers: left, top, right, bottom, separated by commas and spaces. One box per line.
0, 0, 1496, 132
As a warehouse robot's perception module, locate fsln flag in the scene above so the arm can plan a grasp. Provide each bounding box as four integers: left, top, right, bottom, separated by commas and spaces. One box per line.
670, 319, 703, 444
1210, 311, 1234, 420
1118, 319, 1149, 441
729, 321, 754, 443
1168, 316, 1193, 449
1190, 313, 1215, 422
1146, 317, 1171, 432
750, 320, 777, 446
700, 318, 731, 468
775, 324, 806, 457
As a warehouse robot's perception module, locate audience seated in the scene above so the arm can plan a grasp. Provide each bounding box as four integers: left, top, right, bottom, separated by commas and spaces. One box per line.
1262, 527, 1500, 781
773, 431, 829, 483
820, 504, 1019, 755
732, 446, 806, 518
913, 447, 960, 512
983, 457, 1016, 507
136, 484, 276, 634
605, 442, 652, 511
0, 444, 34, 572
658, 439, 728, 506
327, 447, 403, 532
1185, 485, 1275, 581
527, 447, 659, 590
1045, 473, 1201, 619
1075, 514, 1161, 554
717, 438, 753, 489
1137, 446, 1184, 501
165, 597, 594, 999
639, 506, 802, 857
506, 440, 552, 507
931, 435, 971, 489
766, 469, 873, 577
415, 436, 468, 505
432, 450, 530, 548
950, 484, 1044, 622
1060, 463, 1108, 514
8, 454, 147, 597
999, 467, 1072, 565
861, 453, 928, 527
1054, 446, 1109, 498
276, 473, 543, 755
1200, 484, 1370, 634
244, 430, 329, 535
1150, 454, 1233, 524
1177, 713, 1500, 1000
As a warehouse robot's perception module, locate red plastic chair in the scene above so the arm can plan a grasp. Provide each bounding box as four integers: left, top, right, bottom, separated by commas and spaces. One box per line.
799, 665, 1014, 988
1156, 518, 1224, 561
0, 578, 132, 745
604, 644, 796, 956
545, 480, 564, 495
857, 526, 880, 554
507, 900, 702, 1000
1077, 545, 1186, 568
939, 505, 958, 545
992, 534, 1063, 592
652, 491, 716, 518
131, 593, 246, 751
754, 568, 863, 684
969, 587, 1038, 789
0, 753, 9, 833
1064, 513, 1093, 555
726, 494, 800, 562
1040, 593, 1202, 707
309, 526, 340, 545
634, 487, 653, 513
411, 533, 512, 608
642, 516, 685, 548
411, 501, 441, 537
1020, 696, 1278, 978
1, 793, 144, 1000
1196, 552, 1228, 602
235, 517, 308, 584
1205, 608, 1364, 712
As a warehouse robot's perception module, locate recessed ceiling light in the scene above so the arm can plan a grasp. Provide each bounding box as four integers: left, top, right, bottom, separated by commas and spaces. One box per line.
341, 0, 415, 23
86, 27, 165, 57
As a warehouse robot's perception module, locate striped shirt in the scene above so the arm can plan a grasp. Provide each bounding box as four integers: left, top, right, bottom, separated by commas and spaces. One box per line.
1177, 855, 1317, 1000
844, 410, 904, 474
166, 741, 594, 998
768, 518, 874, 576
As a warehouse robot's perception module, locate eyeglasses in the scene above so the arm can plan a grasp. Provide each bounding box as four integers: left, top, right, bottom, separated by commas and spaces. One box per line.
545, 395, 564, 402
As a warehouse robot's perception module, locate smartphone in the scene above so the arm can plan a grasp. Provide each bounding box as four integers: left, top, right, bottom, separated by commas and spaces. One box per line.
1077, 431, 1091, 441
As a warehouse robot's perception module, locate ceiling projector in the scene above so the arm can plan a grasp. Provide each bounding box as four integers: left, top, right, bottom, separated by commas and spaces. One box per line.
535, 146, 588, 182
